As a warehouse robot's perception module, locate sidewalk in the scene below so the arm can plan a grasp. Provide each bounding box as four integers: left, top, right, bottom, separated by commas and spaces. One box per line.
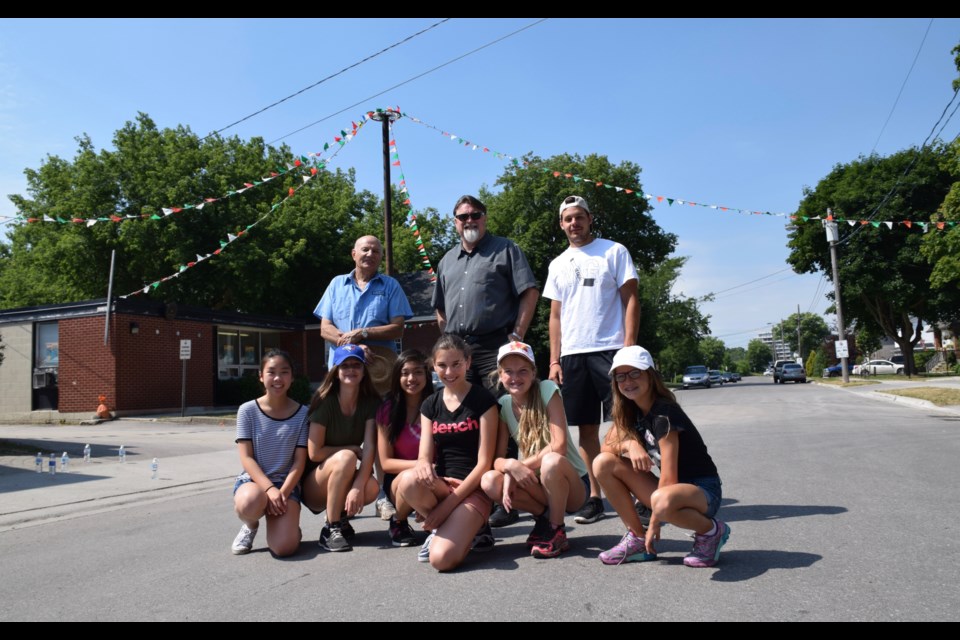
0, 419, 238, 531
811, 375, 960, 416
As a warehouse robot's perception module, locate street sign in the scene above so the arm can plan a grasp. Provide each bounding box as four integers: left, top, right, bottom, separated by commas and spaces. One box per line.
180, 339, 192, 360
835, 340, 849, 359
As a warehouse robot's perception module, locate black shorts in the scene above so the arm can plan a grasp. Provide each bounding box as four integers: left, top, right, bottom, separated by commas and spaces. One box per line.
560, 350, 615, 426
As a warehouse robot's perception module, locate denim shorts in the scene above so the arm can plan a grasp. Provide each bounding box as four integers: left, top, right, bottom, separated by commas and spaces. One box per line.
233, 475, 302, 504
566, 473, 591, 514
687, 475, 722, 519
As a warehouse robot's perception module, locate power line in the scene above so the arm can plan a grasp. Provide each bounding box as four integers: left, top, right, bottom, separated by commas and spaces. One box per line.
699, 266, 793, 299
870, 18, 934, 155
267, 18, 549, 145
710, 274, 798, 301
806, 274, 827, 314
202, 18, 453, 140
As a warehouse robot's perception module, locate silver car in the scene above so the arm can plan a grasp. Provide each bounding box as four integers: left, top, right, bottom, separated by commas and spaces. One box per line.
682, 365, 711, 389
780, 363, 807, 383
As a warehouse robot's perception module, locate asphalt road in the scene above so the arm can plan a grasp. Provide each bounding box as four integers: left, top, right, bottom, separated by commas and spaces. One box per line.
1, 378, 958, 621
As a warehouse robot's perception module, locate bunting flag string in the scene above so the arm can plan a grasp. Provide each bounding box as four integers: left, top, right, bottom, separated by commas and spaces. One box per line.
117, 116, 369, 299
7, 120, 366, 226
389, 122, 436, 282
400, 110, 956, 232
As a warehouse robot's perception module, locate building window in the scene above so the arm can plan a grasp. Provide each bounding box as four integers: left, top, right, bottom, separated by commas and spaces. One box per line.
35, 322, 59, 369
218, 329, 284, 379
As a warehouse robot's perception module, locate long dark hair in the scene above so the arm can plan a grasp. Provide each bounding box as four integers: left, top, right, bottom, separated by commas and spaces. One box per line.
610, 367, 676, 446
308, 356, 379, 415
387, 350, 434, 444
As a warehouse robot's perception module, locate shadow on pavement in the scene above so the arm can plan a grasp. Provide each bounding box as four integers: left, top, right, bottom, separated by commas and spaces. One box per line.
709, 550, 822, 582
0, 467, 113, 494
719, 504, 847, 522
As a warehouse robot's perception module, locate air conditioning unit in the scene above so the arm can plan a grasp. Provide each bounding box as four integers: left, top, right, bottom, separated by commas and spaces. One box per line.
32, 370, 52, 389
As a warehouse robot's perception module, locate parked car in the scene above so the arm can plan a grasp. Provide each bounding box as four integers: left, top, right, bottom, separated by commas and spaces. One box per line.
824, 362, 853, 377
780, 362, 807, 383
720, 371, 739, 383
772, 359, 796, 384
853, 359, 904, 376
708, 370, 724, 386
763, 367, 774, 376
682, 365, 711, 389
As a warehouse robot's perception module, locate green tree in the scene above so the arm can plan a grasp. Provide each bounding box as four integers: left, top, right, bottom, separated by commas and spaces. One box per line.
723, 346, 746, 371
772, 312, 830, 362
698, 336, 726, 369
479, 153, 678, 369
787, 146, 957, 376
0, 113, 437, 317
746, 339, 773, 373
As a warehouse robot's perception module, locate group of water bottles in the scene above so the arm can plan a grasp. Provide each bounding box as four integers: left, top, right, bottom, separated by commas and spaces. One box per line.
35, 444, 159, 480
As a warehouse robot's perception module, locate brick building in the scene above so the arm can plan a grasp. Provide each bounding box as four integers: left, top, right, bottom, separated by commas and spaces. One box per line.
0, 273, 439, 421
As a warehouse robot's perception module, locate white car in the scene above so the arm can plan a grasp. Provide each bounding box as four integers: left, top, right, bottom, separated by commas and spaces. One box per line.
853, 359, 904, 375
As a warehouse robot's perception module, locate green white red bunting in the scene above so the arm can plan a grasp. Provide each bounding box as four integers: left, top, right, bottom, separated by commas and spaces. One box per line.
389, 121, 436, 283
117, 115, 370, 299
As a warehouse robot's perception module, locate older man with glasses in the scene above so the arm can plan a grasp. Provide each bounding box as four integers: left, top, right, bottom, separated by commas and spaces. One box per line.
432, 195, 539, 389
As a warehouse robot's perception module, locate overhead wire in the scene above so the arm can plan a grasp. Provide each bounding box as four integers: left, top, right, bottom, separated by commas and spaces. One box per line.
267, 18, 549, 145
202, 18, 452, 140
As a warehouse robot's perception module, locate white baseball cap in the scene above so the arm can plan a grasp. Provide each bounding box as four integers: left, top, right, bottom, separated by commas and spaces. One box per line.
609, 346, 655, 374
559, 195, 590, 217
497, 341, 536, 365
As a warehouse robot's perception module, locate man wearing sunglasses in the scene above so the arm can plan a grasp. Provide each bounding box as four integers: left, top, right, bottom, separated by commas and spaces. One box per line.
544, 195, 640, 526
432, 194, 539, 389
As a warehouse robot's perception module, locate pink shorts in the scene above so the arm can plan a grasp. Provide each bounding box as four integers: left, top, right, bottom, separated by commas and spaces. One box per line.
443, 477, 493, 521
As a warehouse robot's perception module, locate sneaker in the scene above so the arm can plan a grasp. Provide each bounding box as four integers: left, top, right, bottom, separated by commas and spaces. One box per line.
339, 512, 356, 539
488, 503, 519, 528
376, 495, 397, 521
599, 530, 657, 565
574, 496, 605, 524
531, 524, 569, 559
635, 501, 653, 527
389, 517, 416, 547
231, 524, 258, 555
525, 513, 554, 547
471, 523, 495, 552
318, 522, 353, 552
418, 531, 436, 562
683, 519, 730, 568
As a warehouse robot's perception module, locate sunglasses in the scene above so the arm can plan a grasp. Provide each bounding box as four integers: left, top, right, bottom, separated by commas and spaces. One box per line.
455, 212, 485, 222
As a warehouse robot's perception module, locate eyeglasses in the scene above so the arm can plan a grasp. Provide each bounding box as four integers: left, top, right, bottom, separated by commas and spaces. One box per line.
455, 211, 485, 222
613, 369, 644, 383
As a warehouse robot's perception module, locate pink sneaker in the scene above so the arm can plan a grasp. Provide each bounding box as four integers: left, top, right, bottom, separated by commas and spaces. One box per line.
684, 519, 730, 568
599, 530, 657, 565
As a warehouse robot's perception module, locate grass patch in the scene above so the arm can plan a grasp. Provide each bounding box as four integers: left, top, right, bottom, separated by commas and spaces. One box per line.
879, 387, 960, 406
816, 378, 879, 387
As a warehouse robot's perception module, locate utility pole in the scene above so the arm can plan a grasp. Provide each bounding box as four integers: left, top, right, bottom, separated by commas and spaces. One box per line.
797, 303, 802, 364
824, 210, 850, 383
369, 108, 401, 276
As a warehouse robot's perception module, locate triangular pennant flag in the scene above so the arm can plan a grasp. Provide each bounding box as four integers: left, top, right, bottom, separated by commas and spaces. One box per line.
111, 215, 123, 223
802, 216, 809, 222
151, 282, 160, 289
884, 222, 893, 230
403, 199, 411, 205
143, 286, 150, 294
871, 221, 880, 228
162, 208, 173, 216
228, 233, 238, 242
937, 222, 945, 230
918, 222, 928, 230
392, 161, 400, 166
196, 203, 205, 210
86, 219, 97, 227
220, 241, 228, 248
302, 175, 311, 183
847, 221, 856, 227
667, 199, 675, 206
288, 188, 295, 197
657, 196, 664, 203
903, 220, 912, 229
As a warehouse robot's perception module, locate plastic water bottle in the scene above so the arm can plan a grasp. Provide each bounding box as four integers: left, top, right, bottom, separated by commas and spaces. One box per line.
118, 445, 126, 464
48, 453, 56, 475
83, 444, 91, 463
61, 452, 69, 473
35, 452, 43, 474
151, 458, 159, 480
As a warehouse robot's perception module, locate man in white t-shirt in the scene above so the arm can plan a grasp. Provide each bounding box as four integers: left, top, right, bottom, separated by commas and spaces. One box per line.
544, 195, 640, 525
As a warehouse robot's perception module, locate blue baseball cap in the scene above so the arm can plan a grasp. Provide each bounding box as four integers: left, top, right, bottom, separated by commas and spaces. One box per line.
332, 344, 366, 366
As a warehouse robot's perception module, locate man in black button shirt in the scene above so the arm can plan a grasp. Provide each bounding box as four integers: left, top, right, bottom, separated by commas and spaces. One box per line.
432, 195, 539, 389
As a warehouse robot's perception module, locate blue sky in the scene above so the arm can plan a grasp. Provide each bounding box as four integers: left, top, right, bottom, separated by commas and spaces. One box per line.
1, 18, 958, 349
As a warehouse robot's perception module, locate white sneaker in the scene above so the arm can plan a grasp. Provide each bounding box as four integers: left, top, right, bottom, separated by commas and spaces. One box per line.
418, 531, 436, 563
231, 524, 258, 555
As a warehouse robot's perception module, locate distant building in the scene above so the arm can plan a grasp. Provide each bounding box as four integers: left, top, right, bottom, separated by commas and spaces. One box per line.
758, 331, 792, 361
